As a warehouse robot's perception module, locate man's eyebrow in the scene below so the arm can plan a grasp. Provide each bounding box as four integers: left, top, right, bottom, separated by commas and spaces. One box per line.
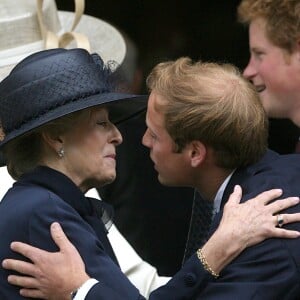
250, 46, 264, 52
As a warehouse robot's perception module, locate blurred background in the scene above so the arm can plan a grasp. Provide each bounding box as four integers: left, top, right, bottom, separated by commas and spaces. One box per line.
56, 0, 248, 92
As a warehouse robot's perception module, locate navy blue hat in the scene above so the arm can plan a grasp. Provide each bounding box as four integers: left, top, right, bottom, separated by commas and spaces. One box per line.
0, 48, 147, 152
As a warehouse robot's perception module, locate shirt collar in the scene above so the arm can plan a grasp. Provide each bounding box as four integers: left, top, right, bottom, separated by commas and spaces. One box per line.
212, 170, 235, 215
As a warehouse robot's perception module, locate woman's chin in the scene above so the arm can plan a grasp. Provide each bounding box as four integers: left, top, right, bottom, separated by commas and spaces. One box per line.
99, 173, 116, 186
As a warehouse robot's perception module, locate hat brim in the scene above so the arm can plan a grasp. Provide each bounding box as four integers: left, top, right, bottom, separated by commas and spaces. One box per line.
0, 93, 147, 166
0, 11, 126, 81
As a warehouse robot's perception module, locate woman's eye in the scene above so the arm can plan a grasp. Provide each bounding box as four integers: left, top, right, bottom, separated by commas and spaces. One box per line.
97, 121, 108, 127
253, 50, 264, 59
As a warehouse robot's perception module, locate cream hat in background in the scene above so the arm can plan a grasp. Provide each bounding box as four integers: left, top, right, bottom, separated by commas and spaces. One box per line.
0, 0, 127, 81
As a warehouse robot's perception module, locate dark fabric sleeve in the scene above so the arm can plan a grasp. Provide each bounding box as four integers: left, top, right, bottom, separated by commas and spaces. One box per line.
28, 191, 142, 300
192, 238, 300, 299
86, 254, 213, 300
149, 254, 213, 299
85, 282, 145, 300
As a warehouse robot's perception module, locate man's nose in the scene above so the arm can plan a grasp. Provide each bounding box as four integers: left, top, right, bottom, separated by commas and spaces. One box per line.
142, 130, 150, 148
243, 60, 256, 79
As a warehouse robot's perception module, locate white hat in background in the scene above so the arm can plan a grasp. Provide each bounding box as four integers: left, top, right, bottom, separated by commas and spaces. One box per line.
0, 0, 127, 81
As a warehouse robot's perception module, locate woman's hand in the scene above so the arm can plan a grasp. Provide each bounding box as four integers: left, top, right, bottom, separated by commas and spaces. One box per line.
201, 185, 300, 275
220, 185, 300, 246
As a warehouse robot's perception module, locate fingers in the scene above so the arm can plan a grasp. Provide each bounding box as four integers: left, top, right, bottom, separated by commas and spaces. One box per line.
7, 275, 45, 298
8, 242, 46, 264
275, 213, 300, 227
226, 185, 243, 205
7, 223, 73, 262
267, 197, 300, 214
270, 213, 300, 239
271, 228, 300, 239
254, 189, 283, 205
226, 188, 284, 207
285, 212, 300, 224
19, 288, 44, 299
2, 259, 37, 277
50, 222, 74, 253
7, 274, 39, 289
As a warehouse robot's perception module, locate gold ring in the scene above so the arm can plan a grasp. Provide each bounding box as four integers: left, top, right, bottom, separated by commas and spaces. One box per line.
277, 214, 284, 228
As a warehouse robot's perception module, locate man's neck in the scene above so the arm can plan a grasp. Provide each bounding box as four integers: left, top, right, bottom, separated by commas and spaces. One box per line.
195, 167, 233, 202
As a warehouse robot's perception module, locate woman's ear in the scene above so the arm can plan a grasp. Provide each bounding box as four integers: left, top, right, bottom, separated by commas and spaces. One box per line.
41, 132, 64, 155
189, 141, 207, 167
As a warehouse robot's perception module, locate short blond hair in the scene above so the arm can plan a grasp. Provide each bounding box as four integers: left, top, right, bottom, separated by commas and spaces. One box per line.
238, 0, 300, 52
146, 57, 268, 169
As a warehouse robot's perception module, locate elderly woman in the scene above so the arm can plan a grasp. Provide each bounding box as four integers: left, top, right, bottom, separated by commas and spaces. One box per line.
0, 48, 300, 300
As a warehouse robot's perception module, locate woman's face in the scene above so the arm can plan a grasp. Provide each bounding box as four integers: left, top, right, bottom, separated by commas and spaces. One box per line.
60, 107, 122, 192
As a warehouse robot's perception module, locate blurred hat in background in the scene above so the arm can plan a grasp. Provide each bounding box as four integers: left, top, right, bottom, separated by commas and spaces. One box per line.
0, 0, 126, 81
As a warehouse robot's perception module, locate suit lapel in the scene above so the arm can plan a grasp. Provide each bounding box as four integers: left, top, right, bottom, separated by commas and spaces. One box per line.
209, 150, 278, 235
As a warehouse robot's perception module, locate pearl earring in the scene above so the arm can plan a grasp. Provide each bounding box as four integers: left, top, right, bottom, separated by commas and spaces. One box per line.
58, 148, 65, 158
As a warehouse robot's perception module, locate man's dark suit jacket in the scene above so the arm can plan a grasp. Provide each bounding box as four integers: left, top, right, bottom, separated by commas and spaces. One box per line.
0, 166, 211, 300
90, 150, 300, 299
193, 150, 300, 299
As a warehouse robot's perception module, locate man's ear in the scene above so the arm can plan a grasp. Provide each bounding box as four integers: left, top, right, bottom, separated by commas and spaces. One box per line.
41, 132, 64, 154
188, 141, 207, 167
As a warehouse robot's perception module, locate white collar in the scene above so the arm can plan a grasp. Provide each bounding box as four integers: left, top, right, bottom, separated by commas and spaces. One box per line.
212, 170, 235, 215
